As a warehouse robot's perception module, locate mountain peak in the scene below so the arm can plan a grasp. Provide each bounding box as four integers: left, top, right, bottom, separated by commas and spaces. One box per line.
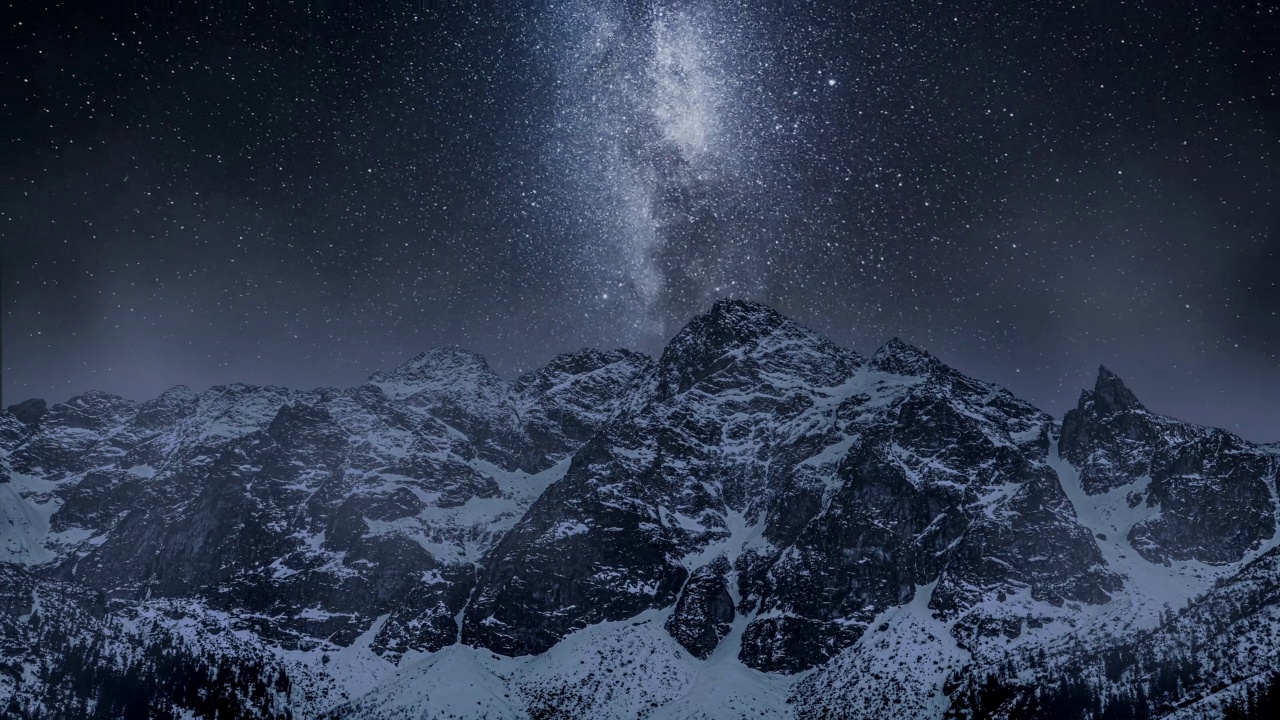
159, 383, 194, 396
668, 299, 787, 352
44, 390, 138, 432
539, 347, 644, 374
1091, 365, 1144, 415
707, 297, 783, 323
130, 385, 198, 429
655, 300, 793, 394
396, 346, 493, 375
368, 346, 499, 400
513, 348, 650, 395
652, 300, 861, 398
869, 337, 938, 376
5, 398, 47, 426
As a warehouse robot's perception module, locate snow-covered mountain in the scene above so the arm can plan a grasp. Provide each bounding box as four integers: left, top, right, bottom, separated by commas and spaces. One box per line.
2, 300, 1276, 719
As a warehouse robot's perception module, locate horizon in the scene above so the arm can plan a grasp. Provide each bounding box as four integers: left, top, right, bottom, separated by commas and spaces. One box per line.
6, 298, 1275, 444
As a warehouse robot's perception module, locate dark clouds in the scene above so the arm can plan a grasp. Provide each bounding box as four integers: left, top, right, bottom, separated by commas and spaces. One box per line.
3, 0, 1277, 441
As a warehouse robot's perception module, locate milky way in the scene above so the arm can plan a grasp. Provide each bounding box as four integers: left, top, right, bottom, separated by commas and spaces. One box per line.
547, 0, 777, 344
4, 1, 1277, 440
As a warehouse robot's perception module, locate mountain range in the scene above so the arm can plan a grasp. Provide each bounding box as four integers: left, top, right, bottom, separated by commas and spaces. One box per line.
2, 300, 1277, 719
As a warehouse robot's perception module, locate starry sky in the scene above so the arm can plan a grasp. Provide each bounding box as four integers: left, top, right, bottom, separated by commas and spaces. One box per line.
4, 0, 1277, 440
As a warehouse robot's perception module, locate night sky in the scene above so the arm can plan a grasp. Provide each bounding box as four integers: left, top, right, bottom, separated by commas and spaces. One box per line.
4, 1, 1277, 441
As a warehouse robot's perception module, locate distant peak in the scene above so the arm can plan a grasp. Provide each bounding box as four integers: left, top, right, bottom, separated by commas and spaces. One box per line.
408, 345, 490, 367
870, 337, 938, 376
670, 299, 787, 351
654, 300, 851, 396
5, 398, 47, 426
1092, 365, 1144, 415
368, 346, 501, 400
661, 298, 785, 356
878, 337, 917, 354
379, 346, 494, 379
56, 389, 138, 415
529, 348, 648, 377
68, 389, 128, 403
157, 384, 196, 400
706, 298, 785, 326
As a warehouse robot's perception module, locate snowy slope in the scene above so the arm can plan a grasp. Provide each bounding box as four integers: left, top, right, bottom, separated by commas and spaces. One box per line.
332, 605, 795, 720
0, 481, 52, 565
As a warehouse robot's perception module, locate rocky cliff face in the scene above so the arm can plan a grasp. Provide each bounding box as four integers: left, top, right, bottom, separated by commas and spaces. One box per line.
1, 301, 1276, 720
3, 346, 650, 667
1060, 367, 1278, 565
463, 302, 1119, 674
738, 339, 1120, 672
462, 300, 865, 659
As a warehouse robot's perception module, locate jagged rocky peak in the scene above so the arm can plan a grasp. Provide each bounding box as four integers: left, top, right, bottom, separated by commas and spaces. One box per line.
6, 398, 48, 426
462, 300, 1120, 674
512, 347, 649, 398
868, 336, 939, 376
1060, 364, 1278, 566
511, 348, 653, 461
461, 301, 863, 659
43, 389, 138, 432
1064, 364, 1145, 425
655, 299, 863, 396
5, 390, 143, 479
511, 348, 651, 413
1059, 366, 1160, 495
182, 383, 298, 443
1091, 364, 1145, 414
151, 383, 197, 406
681, 298, 787, 342
129, 384, 197, 430
400, 345, 494, 375
368, 346, 522, 465
1, 400, 46, 452
656, 299, 792, 392
366, 345, 502, 401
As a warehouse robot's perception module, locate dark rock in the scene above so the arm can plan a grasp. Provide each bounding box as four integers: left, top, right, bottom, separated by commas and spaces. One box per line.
464, 301, 863, 660
1128, 430, 1276, 565
666, 556, 735, 658
1059, 366, 1277, 565
6, 398, 47, 426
